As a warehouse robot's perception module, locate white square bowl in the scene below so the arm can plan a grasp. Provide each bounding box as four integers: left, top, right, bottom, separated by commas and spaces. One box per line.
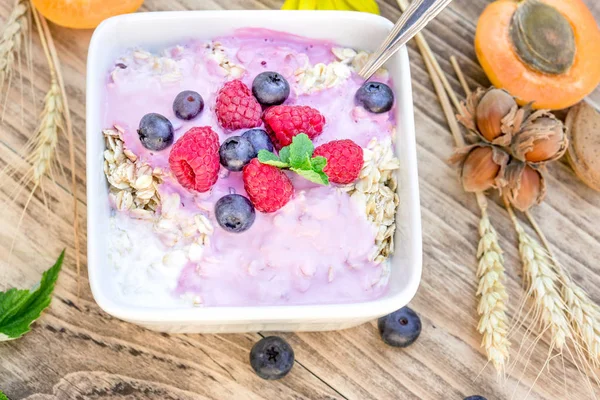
86, 10, 422, 333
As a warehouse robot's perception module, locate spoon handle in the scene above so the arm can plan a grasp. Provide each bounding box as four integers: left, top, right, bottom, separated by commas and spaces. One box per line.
359, 0, 454, 80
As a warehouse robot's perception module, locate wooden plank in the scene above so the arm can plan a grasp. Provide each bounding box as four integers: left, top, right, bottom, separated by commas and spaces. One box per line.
0, 0, 599, 399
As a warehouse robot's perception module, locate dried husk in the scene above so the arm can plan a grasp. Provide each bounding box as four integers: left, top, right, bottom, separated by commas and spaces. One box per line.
565, 101, 600, 191
512, 110, 568, 163
505, 161, 546, 211
451, 143, 509, 193
457, 87, 520, 147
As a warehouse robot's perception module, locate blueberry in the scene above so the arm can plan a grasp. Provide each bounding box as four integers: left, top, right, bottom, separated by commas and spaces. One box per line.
378, 306, 421, 347
242, 129, 274, 153
137, 113, 174, 151
464, 397, 487, 400
173, 90, 204, 120
250, 336, 294, 380
215, 194, 256, 233
252, 71, 290, 106
219, 136, 257, 172
355, 81, 394, 114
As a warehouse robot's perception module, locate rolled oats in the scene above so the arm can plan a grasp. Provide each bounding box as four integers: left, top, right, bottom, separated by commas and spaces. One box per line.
331, 47, 388, 79
195, 214, 214, 236
103, 127, 163, 213
295, 61, 352, 94
208, 42, 246, 78
344, 137, 400, 263
113, 49, 184, 84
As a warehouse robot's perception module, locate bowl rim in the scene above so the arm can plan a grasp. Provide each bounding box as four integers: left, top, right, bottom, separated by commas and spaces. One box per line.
86, 9, 423, 325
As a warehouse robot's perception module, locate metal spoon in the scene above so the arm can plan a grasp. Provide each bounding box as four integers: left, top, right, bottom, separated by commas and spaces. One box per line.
359, 0, 454, 80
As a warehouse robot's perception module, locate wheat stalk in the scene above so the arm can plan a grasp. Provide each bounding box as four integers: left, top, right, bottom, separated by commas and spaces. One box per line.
506, 203, 571, 352
26, 78, 62, 186
562, 276, 600, 366
7, 42, 63, 262
398, 1, 598, 392
29, 5, 81, 290
398, 6, 512, 373
476, 197, 510, 374
0, 0, 29, 97
524, 213, 600, 369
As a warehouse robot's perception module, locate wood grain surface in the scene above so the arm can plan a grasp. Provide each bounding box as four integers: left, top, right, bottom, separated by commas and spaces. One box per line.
1, 0, 600, 399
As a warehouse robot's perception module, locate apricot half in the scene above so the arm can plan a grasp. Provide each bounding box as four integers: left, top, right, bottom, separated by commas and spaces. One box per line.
33, 0, 145, 29
475, 0, 600, 110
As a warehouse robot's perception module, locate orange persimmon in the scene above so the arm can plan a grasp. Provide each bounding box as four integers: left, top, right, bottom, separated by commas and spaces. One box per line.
475, 0, 600, 110
33, 0, 145, 29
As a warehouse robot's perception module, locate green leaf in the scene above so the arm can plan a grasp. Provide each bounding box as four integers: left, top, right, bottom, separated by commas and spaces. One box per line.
279, 147, 291, 164
292, 168, 330, 185
257, 134, 330, 186
0, 390, 8, 400
289, 134, 314, 168
311, 156, 327, 172
0, 251, 65, 341
258, 150, 289, 168
293, 153, 313, 171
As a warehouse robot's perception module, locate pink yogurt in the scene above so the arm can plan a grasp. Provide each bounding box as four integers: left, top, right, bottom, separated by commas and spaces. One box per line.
103, 29, 396, 307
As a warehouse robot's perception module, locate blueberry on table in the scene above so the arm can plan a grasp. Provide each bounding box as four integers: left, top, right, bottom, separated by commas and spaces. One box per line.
355, 81, 394, 114
464, 396, 487, 400
219, 136, 257, 172
215, 194, 256, 233
137, 113, 174, 151
173, 90, 204, 120
252, 71, 290, 106
250, 336, 294, 380
242, 129, 274, 153
378, 306, 422, 347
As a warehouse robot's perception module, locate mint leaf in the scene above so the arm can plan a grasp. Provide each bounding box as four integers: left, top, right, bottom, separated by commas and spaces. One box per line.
258, 150, 289, 168
0, 390, 8, 400
311, 156, 327, 172
279, 147, 291, 164
293, 153, 313, 170
292, 168, 330, 185
257, 134, 330, 186
289, 134, 314, 168
0, 251, 65, 341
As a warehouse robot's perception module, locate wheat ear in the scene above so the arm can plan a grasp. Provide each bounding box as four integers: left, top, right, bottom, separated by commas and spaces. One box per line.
5, 5, 64, 258
27, 77, 63, 187
33, 7, 81, 293
13, 2, 64, 195
525, 213, 600, 369
476, 195, 510, 375
562, 276, 600, 367
0, 0, 29, 98
505, 201, 571, 352
398, 10, 512, 374
6, 34, 64, 260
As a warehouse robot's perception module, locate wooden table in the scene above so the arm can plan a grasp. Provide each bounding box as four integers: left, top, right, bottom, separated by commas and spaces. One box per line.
1, 0, 599, 399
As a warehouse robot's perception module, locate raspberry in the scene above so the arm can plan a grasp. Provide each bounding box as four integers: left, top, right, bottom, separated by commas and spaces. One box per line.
263, 105, 325, 149
243, 159, 294, 213
168, 127, 220, 193
313, 140, 364, 184
215, 80, 262, 131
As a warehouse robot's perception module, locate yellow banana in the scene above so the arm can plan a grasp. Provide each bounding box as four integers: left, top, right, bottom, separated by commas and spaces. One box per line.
344, 0, 380, 14
298, 0, 318, 10
317, 0, 336, 10
281, 0, 301, 10
332, 0, 353, 10
282, 0, 379, 13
